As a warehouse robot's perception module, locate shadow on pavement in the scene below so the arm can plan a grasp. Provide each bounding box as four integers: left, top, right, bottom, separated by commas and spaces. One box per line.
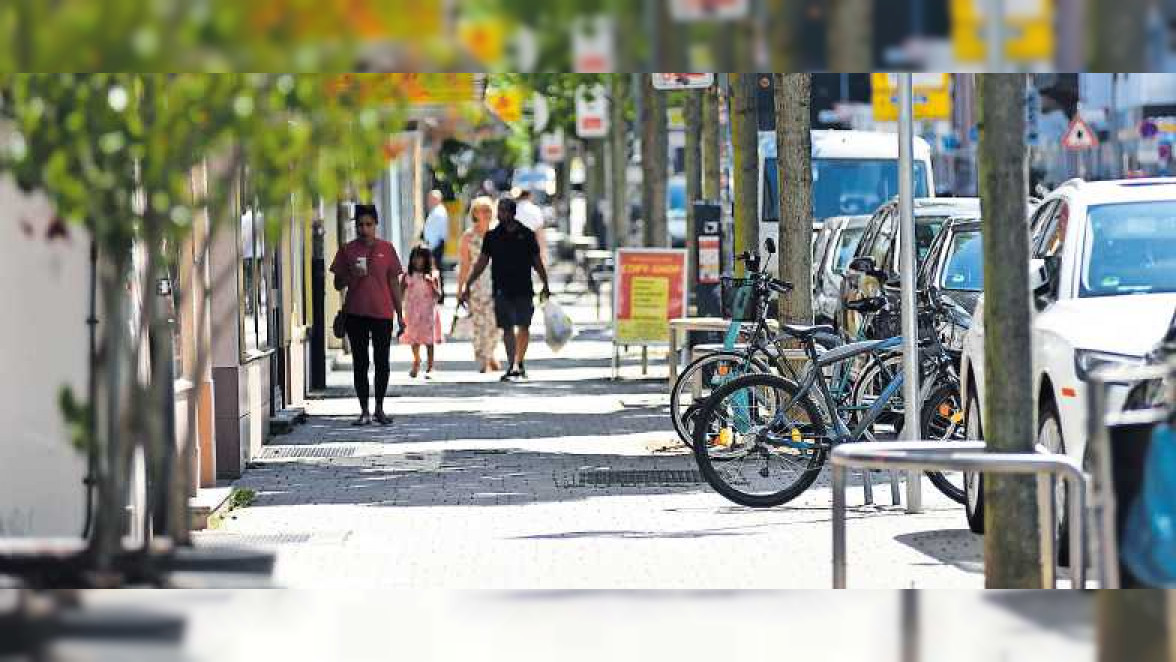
893, 529, 984, 575
238, 448, 716, 510
310, 375, 668, 402
983, 590, 1094, 640
283, 400, 671, 445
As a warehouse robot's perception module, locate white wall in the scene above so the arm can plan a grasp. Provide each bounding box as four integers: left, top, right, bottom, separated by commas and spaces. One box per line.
0, 176, 89, 537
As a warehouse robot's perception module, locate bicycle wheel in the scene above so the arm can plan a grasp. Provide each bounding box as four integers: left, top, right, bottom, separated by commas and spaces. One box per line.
692, 373, 827, 508
848, 351, 905, 434
671, 351, 771, 449
920, 381, 967, 504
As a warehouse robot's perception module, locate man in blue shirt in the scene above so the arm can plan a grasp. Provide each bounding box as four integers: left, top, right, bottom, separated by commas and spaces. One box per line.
422, 189, 449, 301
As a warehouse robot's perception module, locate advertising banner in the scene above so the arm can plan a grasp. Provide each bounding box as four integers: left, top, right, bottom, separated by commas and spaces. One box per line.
613, 249, 687, 345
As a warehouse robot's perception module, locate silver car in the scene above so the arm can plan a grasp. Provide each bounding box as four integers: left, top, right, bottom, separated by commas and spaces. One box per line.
812, 215, 871, 326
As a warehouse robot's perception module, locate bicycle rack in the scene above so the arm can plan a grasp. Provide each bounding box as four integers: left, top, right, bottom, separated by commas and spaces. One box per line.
830, 441, 1088, 589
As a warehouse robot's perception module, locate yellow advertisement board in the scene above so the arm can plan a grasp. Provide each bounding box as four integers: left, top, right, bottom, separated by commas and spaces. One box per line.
871, 73, 952, 122
613, 249, 687, 345
950, 0, 1055, 63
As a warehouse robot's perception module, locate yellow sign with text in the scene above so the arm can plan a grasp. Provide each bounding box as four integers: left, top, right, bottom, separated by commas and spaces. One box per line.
951, 0, 1055, 62
871, 73, 952, 122
613, 249, 687, 345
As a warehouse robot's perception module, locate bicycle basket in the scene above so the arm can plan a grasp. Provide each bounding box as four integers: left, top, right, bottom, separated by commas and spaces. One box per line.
869, 306, 938, 341
720, 277, 762, 322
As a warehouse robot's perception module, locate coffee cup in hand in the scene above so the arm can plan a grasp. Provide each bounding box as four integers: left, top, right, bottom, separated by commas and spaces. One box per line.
354, 256, 368, 277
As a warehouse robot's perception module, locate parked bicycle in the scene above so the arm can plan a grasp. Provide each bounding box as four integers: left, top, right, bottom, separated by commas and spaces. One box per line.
669, 240, 843, 450
690, 286, 969, 508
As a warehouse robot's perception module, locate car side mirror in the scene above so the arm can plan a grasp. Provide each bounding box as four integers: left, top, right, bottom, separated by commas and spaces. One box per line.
1029, 258, 1050, 293
764, 238, 776, 255
1029, 257, 1055, 310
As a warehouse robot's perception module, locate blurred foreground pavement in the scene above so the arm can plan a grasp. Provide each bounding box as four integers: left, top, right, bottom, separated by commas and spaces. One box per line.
62, 589, 1093, 662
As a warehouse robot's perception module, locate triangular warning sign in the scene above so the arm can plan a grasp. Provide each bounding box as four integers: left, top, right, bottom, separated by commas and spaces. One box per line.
1062, 115, 1098, 151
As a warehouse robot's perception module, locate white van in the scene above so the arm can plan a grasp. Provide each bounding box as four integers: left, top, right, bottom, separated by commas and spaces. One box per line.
757, 130, 935, 247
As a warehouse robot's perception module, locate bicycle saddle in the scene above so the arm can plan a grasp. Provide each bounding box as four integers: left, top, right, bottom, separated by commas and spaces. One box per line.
781, 323, 835, 339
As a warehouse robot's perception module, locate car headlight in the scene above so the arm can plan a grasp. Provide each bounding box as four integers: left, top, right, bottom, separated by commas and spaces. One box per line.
1073, 349, 1145, 382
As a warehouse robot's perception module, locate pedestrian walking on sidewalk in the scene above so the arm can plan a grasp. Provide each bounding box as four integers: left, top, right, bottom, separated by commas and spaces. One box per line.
456, 196, 502, 373
459, 197, 551, 382
422, 189, 449, 302
401, 245, 444, 378
330, 204, 405, 426
515, 189, 548, 266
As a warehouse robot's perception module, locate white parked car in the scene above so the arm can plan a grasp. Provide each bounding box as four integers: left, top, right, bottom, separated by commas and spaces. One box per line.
960, 178, 1176, 542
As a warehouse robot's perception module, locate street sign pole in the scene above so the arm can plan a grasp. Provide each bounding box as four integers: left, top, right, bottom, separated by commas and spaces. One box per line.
986, 0, 1005, 72
898, 74, 924, 514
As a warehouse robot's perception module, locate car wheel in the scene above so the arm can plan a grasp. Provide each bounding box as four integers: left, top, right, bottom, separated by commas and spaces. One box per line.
964, 386, 985, 534
1038, 398, 1071, 567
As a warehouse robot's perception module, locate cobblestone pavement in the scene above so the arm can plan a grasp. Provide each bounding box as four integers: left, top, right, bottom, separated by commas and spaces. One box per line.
204, 286, 993, 589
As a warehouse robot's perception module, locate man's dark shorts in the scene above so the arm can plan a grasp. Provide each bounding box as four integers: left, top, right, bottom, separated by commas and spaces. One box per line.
494, 293, 534, 329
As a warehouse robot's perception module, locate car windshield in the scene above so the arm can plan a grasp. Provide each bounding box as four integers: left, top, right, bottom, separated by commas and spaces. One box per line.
915, 216, 951, 261
833, 227, 866, 272
763, 157, 930, 222
940, 229, 983, 291
1082, 201, 1176, 297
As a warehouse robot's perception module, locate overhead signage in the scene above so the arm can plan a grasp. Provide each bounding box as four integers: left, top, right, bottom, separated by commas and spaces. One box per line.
669, 0, 750, 21
950, 0, 1055, 63
652, 73, 716, 90
572, 15, 615, 73
1061, 115, 1098, 151
540, 129, 565, 163
870, 73, 952, 122
575, 84, 609, 139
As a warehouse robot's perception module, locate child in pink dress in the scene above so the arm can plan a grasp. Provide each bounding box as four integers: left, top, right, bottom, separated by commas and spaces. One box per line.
401, 246, 444, 378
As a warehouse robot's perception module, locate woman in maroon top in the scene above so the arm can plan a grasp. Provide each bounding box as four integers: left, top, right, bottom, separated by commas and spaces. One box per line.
330, 205, 405, 426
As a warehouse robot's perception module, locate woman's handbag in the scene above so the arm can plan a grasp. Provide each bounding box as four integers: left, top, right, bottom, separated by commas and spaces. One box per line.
332, 311, 347, 339
449, 302, 474, 341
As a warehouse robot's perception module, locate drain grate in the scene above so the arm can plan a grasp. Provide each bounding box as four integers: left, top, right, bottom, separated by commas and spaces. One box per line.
575, 468, 703, 487
260, 446, 356, 459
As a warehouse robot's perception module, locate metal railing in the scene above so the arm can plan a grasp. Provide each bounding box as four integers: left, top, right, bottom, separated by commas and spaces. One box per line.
830, 441, 1088, 589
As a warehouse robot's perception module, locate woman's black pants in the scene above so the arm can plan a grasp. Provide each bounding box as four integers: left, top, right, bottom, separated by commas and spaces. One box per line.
345, 314, 393, 412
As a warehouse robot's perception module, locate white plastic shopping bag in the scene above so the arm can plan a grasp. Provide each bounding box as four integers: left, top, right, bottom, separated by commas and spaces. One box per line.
543, 298, 575, 352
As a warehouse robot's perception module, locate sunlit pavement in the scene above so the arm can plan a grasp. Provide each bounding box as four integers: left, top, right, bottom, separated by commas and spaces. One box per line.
201, 282, 987, 589
71, 589, 1093, 662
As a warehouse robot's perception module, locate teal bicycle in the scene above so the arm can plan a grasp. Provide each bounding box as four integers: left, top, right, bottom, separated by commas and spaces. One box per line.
669, 241, 879, 451
690, 288, 967, 508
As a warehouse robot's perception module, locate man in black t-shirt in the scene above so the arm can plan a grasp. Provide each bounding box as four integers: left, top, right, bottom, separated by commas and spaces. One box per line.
459, 197, 551, 381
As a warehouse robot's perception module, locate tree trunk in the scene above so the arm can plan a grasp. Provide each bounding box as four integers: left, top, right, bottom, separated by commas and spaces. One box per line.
730, 73, 760, 273
828, 0, 873, 70
766, 0, 804, 70
640, 75, 668, 247
774, 73, 813, 325
91, 256, 133, 577
702, 84, 721, 202
1098, 590, 1176, 661
978, 73, 1044, 589
1088, 0, 1149, 70
685, 90, 703, 297
610, 75, 628, 249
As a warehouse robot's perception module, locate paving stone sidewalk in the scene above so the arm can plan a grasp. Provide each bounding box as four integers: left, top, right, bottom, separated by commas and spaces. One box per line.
203, 286, 992, 589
